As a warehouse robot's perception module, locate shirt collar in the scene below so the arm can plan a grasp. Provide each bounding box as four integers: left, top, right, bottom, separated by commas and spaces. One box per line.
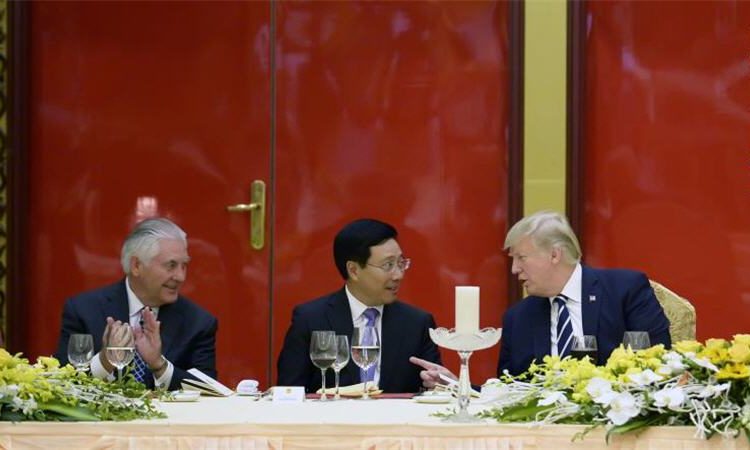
345, 285, 384, 320
125, 277, 159, 319
550, 263, 583, 305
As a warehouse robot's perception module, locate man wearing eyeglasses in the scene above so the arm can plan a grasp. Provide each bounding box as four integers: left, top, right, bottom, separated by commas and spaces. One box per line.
277, 218, 442, 393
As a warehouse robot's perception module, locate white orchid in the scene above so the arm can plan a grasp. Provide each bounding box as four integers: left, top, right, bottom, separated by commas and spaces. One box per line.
689, 355, 719, 372
653, 387, 686, 410
586, 377, 617, 405
605, 392, 640, 425
697, 382, 730, 399
627, 369, 662, 386
657, 352, 687, 375
538, 391, 567, 406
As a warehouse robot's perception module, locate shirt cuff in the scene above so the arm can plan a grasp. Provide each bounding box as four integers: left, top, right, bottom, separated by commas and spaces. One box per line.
90, 351, 115, 381
153, 359, 174, 390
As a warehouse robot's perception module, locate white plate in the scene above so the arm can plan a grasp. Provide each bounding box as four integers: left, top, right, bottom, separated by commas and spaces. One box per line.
413, 394, 453, 404
169, 391, 201, 402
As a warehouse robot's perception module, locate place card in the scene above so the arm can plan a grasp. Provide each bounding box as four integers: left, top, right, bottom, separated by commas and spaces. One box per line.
271, 386, 305, 403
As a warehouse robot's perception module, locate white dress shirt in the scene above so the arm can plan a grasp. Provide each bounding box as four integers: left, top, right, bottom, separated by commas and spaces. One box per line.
345, 285, 384, 386
549, 263, 584, 356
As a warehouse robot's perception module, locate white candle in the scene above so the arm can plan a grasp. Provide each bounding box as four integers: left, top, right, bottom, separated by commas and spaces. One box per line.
455, 286, 479, 334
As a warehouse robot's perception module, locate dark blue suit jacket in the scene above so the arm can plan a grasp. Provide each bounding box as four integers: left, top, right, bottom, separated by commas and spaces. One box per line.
497, 266, 671, 376
54, 280, 218, 390
277, 288, 442, 393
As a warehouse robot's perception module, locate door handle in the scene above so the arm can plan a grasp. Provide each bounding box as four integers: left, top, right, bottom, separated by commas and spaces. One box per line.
226, 180, 266, 250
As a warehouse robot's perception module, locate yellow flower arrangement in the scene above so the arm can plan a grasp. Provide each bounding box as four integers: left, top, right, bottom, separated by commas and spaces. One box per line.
0, 349, 164, 421
479, 335, 750, 442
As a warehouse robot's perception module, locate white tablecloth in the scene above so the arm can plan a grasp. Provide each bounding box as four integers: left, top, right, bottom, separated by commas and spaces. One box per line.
1, 396, 748, 449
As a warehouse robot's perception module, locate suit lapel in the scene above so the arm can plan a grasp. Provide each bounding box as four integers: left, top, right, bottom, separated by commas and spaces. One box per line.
157, 301, 182, 357
325, 290, 357, 383
378, 303, 398, 389
531, 297, 551, 362
581, 266, 602, 336
100, 280, 130, 324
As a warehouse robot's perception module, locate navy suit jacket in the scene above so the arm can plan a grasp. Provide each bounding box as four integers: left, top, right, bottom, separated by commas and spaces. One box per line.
54, 280, 218, 391
497, 266, 671, 376
277, 288, 442, 393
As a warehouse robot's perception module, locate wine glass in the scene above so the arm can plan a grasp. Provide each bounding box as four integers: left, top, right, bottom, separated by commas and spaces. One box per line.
309, 330, 336, 401
350, 325, 380, 400
67, 334, 94, 372
623, 331, 651, 350
105, 324, 135, 380
331, 335, 350, 400
570, 335, 598, 362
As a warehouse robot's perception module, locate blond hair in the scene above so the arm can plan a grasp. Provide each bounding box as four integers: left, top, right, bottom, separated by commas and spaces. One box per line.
504, 211, 581, 265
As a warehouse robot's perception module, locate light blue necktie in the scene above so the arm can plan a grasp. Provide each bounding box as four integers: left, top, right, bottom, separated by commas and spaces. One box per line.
555, 295, 573, 357
360, 308, 380, 382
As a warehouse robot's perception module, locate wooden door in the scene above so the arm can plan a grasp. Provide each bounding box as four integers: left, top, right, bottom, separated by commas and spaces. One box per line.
20, 1, 509, 388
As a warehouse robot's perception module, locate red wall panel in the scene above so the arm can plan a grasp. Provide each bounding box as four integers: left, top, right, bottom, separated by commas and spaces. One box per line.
582, 0, 750, 339
272, 0, 510, 384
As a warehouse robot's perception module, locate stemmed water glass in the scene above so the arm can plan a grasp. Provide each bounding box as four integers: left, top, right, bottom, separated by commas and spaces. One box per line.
570, 335, 598, 362
105, 324, 135, 380
310, 330, 337, 401
331, 335, 350, 400
67, 334, 94, 373
623, 331, 651, 350
350, 325, 380, 400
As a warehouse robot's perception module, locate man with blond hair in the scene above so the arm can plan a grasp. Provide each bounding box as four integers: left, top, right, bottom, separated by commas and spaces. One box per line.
411, 211, 670, 384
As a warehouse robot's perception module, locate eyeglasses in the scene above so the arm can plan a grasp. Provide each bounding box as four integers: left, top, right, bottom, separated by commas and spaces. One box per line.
367, 257, 411, 273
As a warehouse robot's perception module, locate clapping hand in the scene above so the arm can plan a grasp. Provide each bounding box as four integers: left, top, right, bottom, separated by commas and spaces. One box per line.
133, 307, 163, 370
100, 317, 132, 373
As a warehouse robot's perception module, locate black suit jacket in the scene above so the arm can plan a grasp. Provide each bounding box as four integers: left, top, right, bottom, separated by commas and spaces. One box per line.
497, 266, 671, 376
54, 279, 218, 390
277, 288, 442, 393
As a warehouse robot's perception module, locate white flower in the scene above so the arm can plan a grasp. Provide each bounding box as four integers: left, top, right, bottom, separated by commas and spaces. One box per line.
538, 391, 567, 406
657, 352, 687, 375
11, 396, 38, 415
697, 383, 730, 398
0, 384, 20, 398
688, 355, 719, 372
586, 377, 617, 405
627, 369, 662, 386
653, 387, 686, 410
606, 392, 640, 425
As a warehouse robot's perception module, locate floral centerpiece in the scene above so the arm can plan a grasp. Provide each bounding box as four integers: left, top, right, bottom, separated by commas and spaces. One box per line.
478, 335, 750, 442
0, 349, 164, 421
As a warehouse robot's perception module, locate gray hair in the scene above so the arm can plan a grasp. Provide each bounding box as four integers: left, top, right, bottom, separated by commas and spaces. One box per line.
121, 218, 187, 274
504, 211, 581, 265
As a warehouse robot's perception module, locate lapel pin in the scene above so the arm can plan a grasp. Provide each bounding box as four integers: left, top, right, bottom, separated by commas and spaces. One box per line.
589, 295, 596, 302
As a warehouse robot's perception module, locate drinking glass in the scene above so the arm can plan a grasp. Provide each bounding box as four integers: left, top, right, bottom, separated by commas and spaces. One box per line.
105, 324, 135, 380
570, 335, 598, 362
67, 334, 94, 372
310, 330, 337, 401
331, 335, 350, 400
350, 325, 380, 400
623, 331, 651, 350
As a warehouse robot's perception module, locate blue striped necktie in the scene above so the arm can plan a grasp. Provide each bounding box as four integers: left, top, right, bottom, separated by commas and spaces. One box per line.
360, 308, 380, 382
132, 308, 151, 383
554, 295, 573, 357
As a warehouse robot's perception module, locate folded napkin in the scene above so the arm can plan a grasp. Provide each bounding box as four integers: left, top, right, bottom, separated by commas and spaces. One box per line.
316, 382, 382, 397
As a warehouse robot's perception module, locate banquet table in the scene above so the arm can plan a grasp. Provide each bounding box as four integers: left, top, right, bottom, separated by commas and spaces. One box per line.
1, 395, 748, 450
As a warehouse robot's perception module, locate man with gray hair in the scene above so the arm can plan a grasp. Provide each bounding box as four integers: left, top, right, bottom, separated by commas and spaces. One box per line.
411, 211, 670, 384
54, 217, 217, 390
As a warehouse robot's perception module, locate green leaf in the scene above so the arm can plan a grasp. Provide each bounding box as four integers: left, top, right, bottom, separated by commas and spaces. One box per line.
38, 402, 99, 422
499, 402, 555, 422
606, 417, 654, 444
